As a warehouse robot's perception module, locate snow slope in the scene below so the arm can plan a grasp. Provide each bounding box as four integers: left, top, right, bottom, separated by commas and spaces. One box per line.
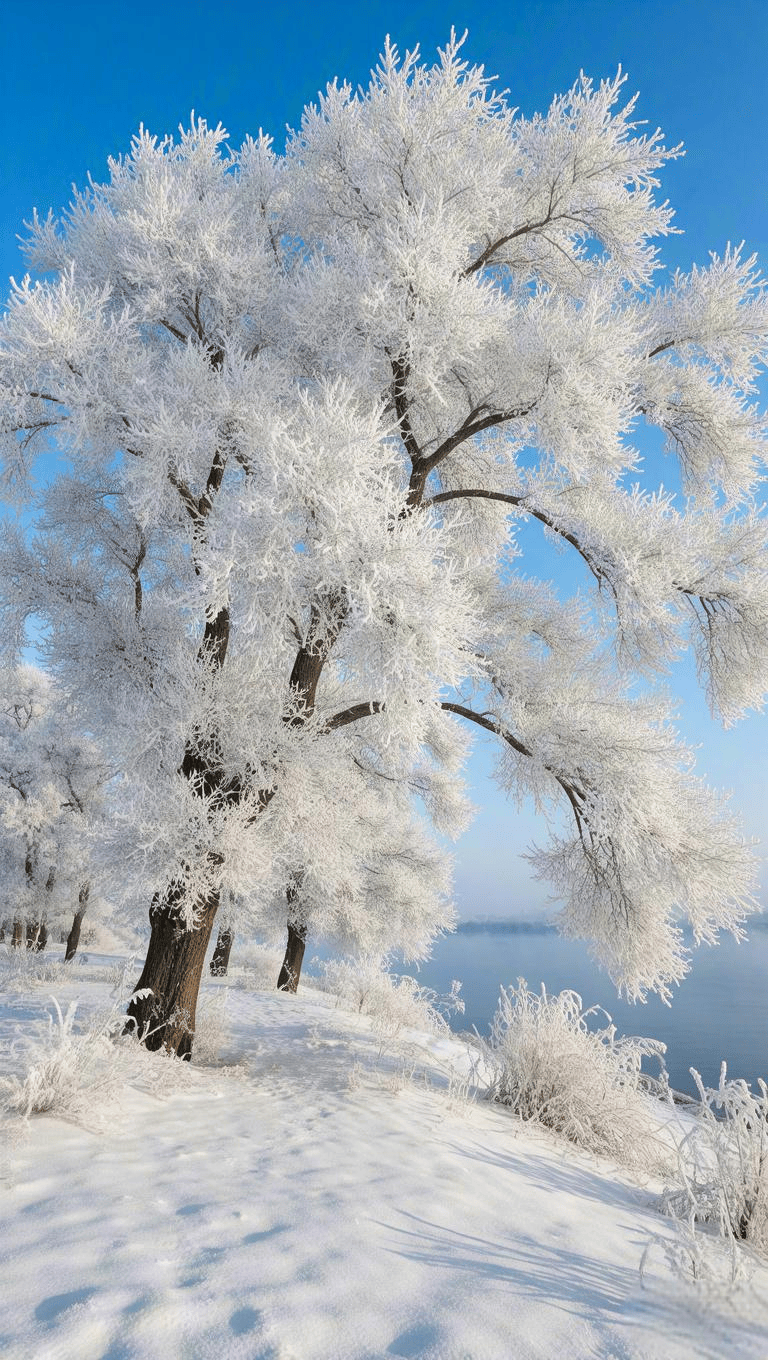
1, 950, 768, 1360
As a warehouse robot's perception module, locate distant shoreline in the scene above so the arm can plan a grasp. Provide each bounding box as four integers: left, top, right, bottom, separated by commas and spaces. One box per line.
455, 919, 557, 935
455, 914, 768, 935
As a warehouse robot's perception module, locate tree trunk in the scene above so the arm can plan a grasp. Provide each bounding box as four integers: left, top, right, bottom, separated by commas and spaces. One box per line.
11, 919, 23, 948
124, 590, 231, 1058
277, 920, 307, 993
125, 887, 219, 1059
26, 920, 47, 951
210, 927, 233, 976
65, 883, 90, 962
21, 864, 54, 951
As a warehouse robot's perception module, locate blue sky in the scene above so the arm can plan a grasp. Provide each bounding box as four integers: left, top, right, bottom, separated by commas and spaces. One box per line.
2, 0, 767, 919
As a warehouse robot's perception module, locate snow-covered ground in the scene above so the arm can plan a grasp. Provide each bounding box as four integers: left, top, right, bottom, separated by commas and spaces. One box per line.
2, 946, 768, 1360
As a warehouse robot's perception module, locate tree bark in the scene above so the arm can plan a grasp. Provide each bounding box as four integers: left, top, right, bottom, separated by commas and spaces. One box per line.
65, 883, 90, 962
125, 886, 219, 1059
128, 590, 232, 1057
26, 920, 47, 951
11, 919, 23, 948
277, 920, 307, 993
210, 927, 233, 976
21, 862, 54, 951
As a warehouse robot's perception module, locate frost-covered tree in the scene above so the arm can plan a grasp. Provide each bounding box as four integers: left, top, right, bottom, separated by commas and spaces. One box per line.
0, 666, 58, 948
209, 727, 468, 987
270, 737, 466, 990
1, 34, 767, 1057
0, 665, 105, 953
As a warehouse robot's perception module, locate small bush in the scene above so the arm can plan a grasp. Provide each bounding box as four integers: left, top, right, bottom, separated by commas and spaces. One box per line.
0, 993, 192, 1131
317, 954, 464, 1041
640, 1217, 752, 1295
0, 997, 124, 1129
228, 941, 285, 991
191, 988, 230, 1065
477, 978, 669, 1170
0, 944, 69, 990
663, 1064, 768, 1258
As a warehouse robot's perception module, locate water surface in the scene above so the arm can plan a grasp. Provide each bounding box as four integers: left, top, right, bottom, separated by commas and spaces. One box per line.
402, 920, 768, 1099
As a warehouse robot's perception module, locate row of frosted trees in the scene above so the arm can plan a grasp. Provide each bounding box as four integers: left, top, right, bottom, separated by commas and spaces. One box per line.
0, 666, 101, 959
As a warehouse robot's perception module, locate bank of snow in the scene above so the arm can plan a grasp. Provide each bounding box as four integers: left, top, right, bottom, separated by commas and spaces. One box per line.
1, 951, 768, 1360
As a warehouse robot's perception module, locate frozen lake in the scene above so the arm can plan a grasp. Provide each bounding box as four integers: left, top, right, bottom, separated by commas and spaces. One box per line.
401, 918, 768, 1099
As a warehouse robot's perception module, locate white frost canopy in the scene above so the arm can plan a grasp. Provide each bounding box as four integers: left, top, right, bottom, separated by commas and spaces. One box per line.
0, 33, 767, 995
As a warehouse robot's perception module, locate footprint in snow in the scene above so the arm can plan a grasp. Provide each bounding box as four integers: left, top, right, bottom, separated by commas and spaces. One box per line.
229, 1305, 263, 1335
34, 1287, 96, 1324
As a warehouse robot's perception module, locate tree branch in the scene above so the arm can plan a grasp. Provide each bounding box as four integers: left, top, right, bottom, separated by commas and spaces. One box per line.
646, 340, 676, 359
166, 466, 203, 521
405, 400, 541, 509
158, 318, 188, 344
27, 390, 65, 404
129, 531, 147, 621
286, 588, 351, 720
325, 700, 385, 731
389, 353, 422, 464
425, 487, 606, 588
439, 700, 589, 843
431, 399, 539, 471
322, 692, 589, 845
462, 209, 563, 278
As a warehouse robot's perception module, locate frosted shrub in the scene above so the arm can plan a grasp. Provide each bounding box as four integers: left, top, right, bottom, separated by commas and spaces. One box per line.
663, 1064, 768, 1257
229, 941, 285, 992
191, 988, 230, 1065
318, 955, 464, 1041
0, 994, 192, 1131
640, 1217, 753, 1294
0, 944, 69, 990
0, 997, 125, 1129
478, 979, 668, 1169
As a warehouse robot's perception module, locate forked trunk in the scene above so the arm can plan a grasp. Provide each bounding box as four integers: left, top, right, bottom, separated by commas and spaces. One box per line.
125, 888, 219, 1059
65, 883, 90, 962
277, 920, 307, 993
210, 927, 233, 976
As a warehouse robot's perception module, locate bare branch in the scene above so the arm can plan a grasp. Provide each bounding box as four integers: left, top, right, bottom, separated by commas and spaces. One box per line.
129, 530, 147, 621
166, 466, 203, 521
405, 399, 542, 509
286, 588, 351, 718
158, 318, 188, 344
440, 700, 589, 844
325, 700, 385, 731
322, 692, 589, 846
462, 209, 563, 278
422, 400, 540, 476
646, 339, 676, 359
426, 487, 606, 588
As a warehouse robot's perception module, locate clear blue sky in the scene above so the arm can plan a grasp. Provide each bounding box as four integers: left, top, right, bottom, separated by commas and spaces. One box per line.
2, 0, 767, 919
